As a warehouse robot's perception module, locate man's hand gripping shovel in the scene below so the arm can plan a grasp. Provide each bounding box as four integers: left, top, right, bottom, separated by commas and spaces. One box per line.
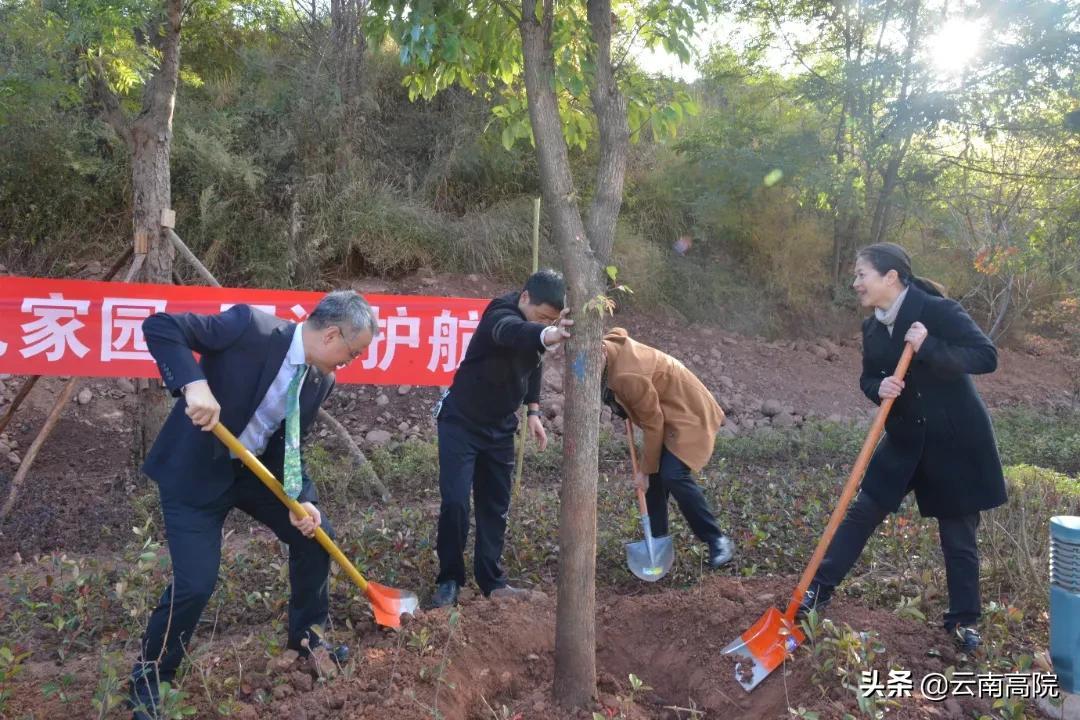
212, 423, 419, 628
721, 343, 914, 691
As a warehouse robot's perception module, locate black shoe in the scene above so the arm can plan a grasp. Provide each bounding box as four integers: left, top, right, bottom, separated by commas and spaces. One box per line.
431, 580, 460, 608
128, 672, 161, 720
288, 636, 349, 664
708, 536, 735, 568
795, 585, 832, 622
952, 625, 982, 653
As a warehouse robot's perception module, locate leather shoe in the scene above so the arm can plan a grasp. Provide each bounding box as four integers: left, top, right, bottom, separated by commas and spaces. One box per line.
128, 672, 160, 720
288, 636, 349, 664
309, 639, 349, 664
795, 584, 833, 622
708, 535, 735, 568
952, 624, 982, 653
431, 579, 460, 608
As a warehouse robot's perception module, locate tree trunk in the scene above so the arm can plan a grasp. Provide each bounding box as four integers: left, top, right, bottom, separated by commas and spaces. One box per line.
130, 0, 183, 461
331, 0, 368, 112
868, 140, 908, 245
519, 0, 627, 708
987, 274, 1014, 341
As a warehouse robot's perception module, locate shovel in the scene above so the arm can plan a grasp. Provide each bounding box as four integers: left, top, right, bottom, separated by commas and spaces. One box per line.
624, 419, 675, 582
721, 343, 915, 691
211, 423, 419, 629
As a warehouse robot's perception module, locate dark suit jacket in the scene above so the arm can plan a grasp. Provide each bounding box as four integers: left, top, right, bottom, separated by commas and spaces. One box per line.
141, 305, 334, 507
860, 285, 1006, 518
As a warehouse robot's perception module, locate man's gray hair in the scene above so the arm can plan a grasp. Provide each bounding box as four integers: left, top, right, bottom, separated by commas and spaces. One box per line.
308, 290, 379, 337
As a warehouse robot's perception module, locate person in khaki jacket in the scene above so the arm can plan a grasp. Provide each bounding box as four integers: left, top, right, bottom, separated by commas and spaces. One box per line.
602, 327, 735, 568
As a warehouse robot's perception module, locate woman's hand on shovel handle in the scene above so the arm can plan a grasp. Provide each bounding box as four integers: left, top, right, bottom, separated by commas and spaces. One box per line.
878, 375, 905, 400
289, 502, 321, 538
182, 380, 221, 431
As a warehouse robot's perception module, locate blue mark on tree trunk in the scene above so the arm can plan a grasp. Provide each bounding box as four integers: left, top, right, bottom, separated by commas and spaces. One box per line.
572, 351, 586, 382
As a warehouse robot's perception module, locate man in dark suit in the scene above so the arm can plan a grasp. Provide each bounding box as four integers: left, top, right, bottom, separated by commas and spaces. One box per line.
430, 269, 572, 607
129, 291, 377, 720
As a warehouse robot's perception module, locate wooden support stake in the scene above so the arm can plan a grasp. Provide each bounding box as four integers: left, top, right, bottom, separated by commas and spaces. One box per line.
124, 253, 146, 283
317, 409, 389, 501
168, 230, 221, 288
0, 377, 81, 521
513, 197, 543, 492
0, 377, 40, 437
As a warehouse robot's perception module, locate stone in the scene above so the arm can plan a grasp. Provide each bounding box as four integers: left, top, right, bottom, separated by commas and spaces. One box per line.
366, 429, 393, 447
270, 649, 300, 674
719, 375, 734, 390
827, 413, 846, 424
77, 388, 93, 405
116, 378, 136, 394
7, 452, 20, 465
772, 412, 796, 428
291, 670, 313, 693
306, 645, 340, 680
272, 684, 293, 700
397, 422, 410, 433
761, 399, 784, 417
233, 704, 259, 720
397, 385, 412, 395
809, 345, 830, 360
375, 394, 389, 406
545, 371, 563, 393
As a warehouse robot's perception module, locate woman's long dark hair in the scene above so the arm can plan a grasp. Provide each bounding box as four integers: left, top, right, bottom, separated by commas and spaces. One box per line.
856, 243, 946, 298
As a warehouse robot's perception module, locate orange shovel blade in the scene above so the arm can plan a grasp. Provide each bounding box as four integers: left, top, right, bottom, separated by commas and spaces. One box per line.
720, 607, 806, 691
365, 581, 420, 629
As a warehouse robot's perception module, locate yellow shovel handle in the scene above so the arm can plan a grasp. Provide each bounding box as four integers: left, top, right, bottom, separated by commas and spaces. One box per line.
210, 423, 370, 593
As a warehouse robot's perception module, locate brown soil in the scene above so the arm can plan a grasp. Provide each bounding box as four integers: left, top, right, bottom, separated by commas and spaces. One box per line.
4, 575, 997, 719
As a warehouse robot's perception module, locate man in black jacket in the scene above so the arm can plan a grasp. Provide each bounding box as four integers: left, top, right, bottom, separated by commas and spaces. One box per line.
431, 269, 572, 607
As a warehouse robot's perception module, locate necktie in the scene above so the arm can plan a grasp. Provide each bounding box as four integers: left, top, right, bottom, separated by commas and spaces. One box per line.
283, 364, 309, 499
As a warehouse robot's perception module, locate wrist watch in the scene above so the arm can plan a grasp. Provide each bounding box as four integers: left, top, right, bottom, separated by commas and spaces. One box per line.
527, 409, 543, 418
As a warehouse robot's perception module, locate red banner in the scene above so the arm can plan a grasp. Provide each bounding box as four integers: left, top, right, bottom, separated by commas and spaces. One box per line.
0, 276, 489, 386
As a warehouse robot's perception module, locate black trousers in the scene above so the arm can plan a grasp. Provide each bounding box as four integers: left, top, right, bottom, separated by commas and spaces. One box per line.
645, 446, 722, 545
133, 462, 332, 685
435, 397, 514, 595
813, 490, 982, 628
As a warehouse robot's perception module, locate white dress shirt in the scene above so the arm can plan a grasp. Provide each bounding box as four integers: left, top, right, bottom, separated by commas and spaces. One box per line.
237, 323, 308, 456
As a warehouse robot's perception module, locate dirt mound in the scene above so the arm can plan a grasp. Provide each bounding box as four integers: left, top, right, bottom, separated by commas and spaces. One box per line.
155, 576, 992, 719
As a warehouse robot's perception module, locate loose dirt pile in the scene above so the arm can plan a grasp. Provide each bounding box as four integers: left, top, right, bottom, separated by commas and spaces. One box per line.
7, 575, 995, 719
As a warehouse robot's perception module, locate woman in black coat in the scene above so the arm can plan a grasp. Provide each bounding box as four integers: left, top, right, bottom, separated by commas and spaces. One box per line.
799, 243, 1007, 652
